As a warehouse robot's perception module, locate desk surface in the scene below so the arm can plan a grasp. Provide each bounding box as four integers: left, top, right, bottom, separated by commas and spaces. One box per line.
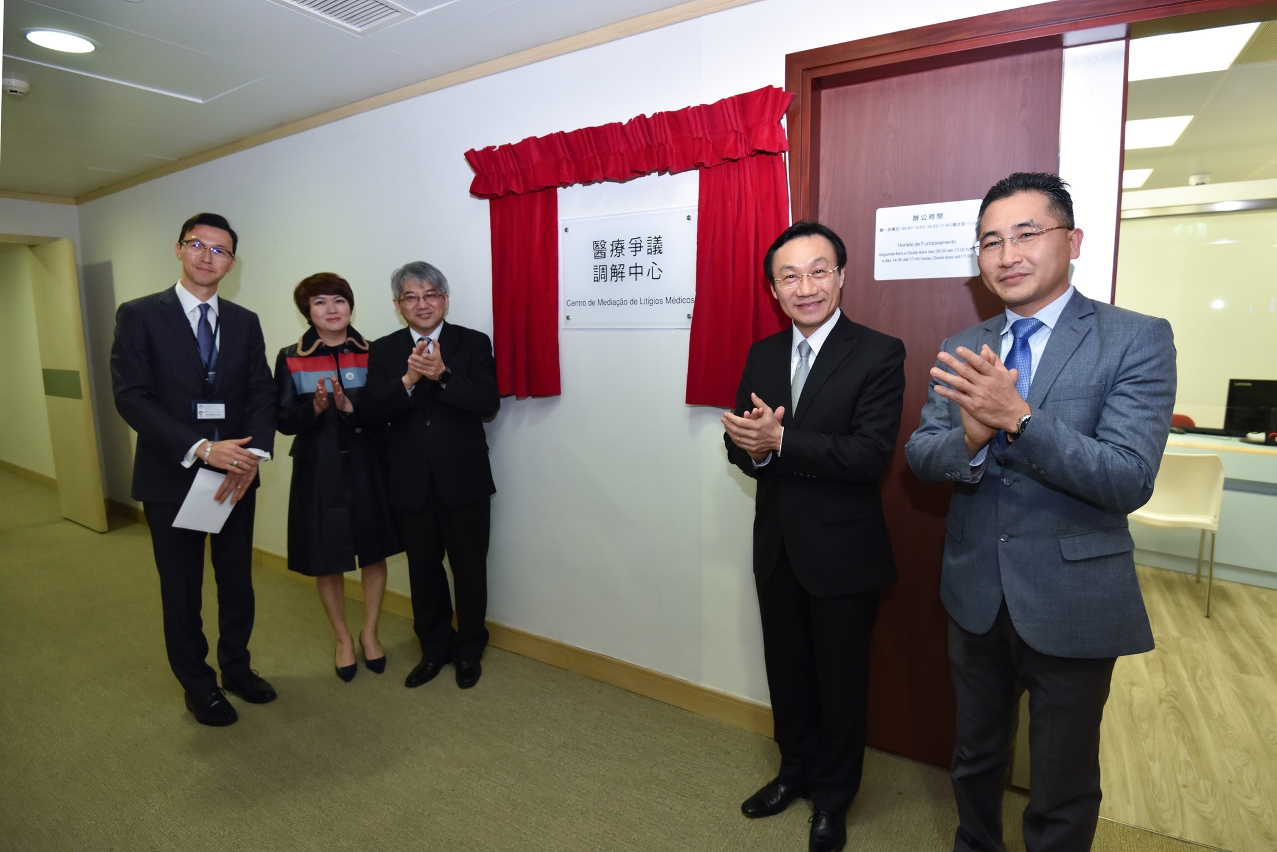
1167, 434, 1277, 457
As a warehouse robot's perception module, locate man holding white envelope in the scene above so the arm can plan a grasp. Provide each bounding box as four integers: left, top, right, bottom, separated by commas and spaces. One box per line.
111, 213, 277, 727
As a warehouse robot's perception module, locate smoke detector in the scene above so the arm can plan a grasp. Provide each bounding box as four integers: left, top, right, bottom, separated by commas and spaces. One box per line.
3, 77, 30, 98
1189, 173, 1211, 186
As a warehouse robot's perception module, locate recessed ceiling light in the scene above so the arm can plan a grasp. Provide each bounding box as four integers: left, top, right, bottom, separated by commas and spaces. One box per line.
1211, 299, 1226, 309
25, 30, 96, 54
1122, 169, 1153, 188
1129, 22, 1260, 81
1125, 116, 1193, 149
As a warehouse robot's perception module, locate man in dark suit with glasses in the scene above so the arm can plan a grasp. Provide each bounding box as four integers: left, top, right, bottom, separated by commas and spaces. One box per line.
723, 221, 906, 852
362, 261, 500, 691
111, 213, 277, 727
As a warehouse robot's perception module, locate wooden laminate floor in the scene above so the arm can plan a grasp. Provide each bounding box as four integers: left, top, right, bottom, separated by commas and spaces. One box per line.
1100, 564, 1277, 851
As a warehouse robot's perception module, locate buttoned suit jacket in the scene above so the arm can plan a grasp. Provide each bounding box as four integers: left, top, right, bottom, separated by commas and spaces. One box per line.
111, 286, 276, 504
361, 323, 500, 511
725, 313, 907, 598
904, 289, 1176, 658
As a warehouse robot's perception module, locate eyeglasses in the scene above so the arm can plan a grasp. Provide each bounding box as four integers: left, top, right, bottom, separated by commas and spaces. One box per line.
398, 291, 444, 306
180, 239, 234, 261
974, 226, 1069, 256
773, 267, 840, 289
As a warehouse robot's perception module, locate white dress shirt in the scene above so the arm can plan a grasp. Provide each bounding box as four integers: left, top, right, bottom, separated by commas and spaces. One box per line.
404, 324, 442, 396
968, 285, 1076, 471
174, 282, 270, 467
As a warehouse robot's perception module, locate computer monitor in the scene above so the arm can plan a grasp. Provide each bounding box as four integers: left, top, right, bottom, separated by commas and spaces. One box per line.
1223, 379, 1277, 436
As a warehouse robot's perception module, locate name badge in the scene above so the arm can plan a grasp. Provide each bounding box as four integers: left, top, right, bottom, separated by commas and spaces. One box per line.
196, 402, 226, 420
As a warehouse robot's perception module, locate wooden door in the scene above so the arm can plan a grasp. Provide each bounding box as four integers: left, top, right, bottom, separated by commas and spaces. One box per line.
29, 239, 109, 532
814, 44, 1062, 767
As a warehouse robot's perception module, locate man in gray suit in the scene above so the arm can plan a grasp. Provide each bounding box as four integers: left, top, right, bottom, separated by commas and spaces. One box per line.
905, 173, 1176, 852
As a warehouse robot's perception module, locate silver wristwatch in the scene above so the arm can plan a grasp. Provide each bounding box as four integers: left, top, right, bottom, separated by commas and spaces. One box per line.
1009, 412, 1031, 442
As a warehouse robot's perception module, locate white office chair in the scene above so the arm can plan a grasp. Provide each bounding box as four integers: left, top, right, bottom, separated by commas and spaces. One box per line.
1130, 452, 1226, 617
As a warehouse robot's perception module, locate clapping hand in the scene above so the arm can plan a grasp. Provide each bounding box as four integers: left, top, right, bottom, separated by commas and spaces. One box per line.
314, 377, 352, 415
722, 393, 786, 462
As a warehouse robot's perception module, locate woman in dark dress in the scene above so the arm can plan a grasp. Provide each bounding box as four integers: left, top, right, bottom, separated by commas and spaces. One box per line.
275, 273, 401, 681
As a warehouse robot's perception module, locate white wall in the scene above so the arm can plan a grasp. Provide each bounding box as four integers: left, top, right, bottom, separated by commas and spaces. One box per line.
0, 199, 83, 482
74, 0, 1077, 704
0, 197, 80, 244
0, 245, 57, 478
1115, 207, 1277, 427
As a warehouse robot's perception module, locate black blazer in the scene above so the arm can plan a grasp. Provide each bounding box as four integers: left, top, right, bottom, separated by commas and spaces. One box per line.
111, 286, 276, 504
725, 313, 906, 598
361, 323, 500, 511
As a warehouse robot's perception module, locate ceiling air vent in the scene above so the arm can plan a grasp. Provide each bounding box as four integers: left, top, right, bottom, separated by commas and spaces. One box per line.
269, 0, 413, 35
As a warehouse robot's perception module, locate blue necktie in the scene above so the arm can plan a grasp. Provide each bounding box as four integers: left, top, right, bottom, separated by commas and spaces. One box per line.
197, 303, 215, 373
1006, 317, 1044, 399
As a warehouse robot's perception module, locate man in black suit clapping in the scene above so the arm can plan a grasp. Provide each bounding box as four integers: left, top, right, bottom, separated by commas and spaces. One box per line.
111, 213, 277, 727
362, 262, 499, 691
723, 222, 906, 852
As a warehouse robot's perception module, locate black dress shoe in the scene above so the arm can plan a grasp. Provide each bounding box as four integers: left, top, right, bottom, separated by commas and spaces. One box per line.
185, 688, 238, 727
809, 810, 847, 852
455, 660, 482, 689
336, 663, 357, 682
360, 638, 386, 674
221, 670, 277, 704
741, 778, 805, 818
405, 659, 444, 688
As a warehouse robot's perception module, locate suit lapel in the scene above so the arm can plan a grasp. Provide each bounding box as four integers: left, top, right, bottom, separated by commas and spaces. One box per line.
794, 314, 859, 427
1027, 290, 1094, 407
976, 314, 1003, 362
211, 300, 239, 395
437, 321, 456, 359
159, 287, 207, 378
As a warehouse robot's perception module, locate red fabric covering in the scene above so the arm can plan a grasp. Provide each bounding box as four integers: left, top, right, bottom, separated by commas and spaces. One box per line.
489, 188, 561, 398
466, 86, 793, 402
688, 154, 790, 406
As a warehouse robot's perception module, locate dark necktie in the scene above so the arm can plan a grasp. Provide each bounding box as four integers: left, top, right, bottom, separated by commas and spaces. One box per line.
1006, 317, 1044, 399
197, 303, 215, 373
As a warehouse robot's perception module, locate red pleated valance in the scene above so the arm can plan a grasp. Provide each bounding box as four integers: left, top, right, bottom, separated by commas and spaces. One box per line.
465, 86, 793, 198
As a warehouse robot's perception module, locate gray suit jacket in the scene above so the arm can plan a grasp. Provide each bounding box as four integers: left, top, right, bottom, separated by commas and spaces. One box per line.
904, 290, 1176, 658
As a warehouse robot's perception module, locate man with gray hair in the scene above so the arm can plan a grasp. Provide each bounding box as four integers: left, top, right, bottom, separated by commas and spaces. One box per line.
362, 262, 500, 689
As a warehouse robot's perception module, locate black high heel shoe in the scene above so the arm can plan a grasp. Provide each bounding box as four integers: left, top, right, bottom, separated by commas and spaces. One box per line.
336, 646, 357, 682
360, 637, 386, 674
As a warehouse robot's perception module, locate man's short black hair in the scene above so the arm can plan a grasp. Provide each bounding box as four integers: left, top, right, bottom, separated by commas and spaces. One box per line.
178, 213, 238, 254
763, 221, 848, 283
977, 172, 1075, 232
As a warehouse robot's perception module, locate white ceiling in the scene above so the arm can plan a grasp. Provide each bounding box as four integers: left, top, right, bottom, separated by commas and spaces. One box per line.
1125, 21, 1277, 189
0, 0, 695, 199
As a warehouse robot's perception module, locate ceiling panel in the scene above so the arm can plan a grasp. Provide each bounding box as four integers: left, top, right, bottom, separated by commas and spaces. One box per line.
388, 7, 556, 74
5, 2, 268, 102
0, 0, 730, 198
508, 0, 690, 39
1125, 72, 1222, 121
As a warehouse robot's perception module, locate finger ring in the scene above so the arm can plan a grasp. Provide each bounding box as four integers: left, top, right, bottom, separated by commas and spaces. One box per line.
232, 459, 239, 467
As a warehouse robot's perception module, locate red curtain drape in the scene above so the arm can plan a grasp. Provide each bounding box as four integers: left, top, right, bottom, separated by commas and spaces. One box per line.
489, 188, 560, 398
689, 153, 790, 406
466, 86, 793, 402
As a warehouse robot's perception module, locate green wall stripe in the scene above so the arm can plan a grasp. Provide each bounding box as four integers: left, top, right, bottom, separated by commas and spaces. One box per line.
42, 369, 82, 400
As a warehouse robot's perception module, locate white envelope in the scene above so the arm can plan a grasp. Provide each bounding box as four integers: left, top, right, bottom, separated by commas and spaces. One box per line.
172, 468, 236, 534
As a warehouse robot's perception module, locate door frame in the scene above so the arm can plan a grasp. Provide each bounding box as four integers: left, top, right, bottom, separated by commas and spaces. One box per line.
785, 0, 1277, 222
